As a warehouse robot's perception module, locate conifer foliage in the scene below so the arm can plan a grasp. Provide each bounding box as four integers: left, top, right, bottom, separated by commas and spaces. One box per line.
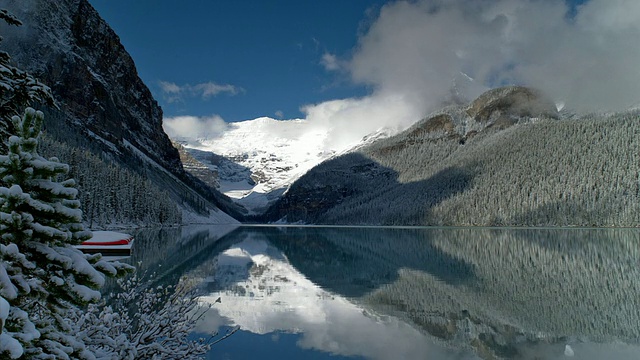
38, 136, 182, 228
0, 108, 131, 359
0, 10, 54, 134
0, 109, 88, 246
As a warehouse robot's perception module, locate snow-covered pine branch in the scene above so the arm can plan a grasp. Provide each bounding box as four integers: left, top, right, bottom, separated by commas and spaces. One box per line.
0, 108, 133, 359
0, 8, 54, 139
72, 274, 224, 360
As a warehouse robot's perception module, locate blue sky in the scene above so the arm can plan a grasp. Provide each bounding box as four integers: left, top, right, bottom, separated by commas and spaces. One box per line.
89, 0, 387, 122
89, 0, 638, 134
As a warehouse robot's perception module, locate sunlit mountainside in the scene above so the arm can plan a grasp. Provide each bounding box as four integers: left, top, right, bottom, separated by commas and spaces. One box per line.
171, 116, 392, 216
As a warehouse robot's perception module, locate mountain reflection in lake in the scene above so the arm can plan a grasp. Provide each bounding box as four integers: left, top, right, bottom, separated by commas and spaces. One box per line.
132, 226, 640, 360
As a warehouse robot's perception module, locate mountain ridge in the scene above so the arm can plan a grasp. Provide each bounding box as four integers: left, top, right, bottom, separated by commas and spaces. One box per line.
262, 86, 640, 227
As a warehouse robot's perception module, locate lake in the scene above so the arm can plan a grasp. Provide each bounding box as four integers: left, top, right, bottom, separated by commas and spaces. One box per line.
126, 225, 640, 359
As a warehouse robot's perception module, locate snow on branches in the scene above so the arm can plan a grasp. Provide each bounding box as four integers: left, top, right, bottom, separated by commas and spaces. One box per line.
72, 274, 223, 360
0, 108, 132, 359
0, 109, 219, 359
0, 9, 54, 124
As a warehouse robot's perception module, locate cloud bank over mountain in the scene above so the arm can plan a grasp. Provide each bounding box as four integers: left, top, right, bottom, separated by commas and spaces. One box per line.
163, 115, 228, 141
349, 0, 640, 114
165, 0, 640, 152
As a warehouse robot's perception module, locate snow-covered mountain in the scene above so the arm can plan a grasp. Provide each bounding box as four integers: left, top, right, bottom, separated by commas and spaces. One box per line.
0, 0, 242, 223
172, 117, 390, 215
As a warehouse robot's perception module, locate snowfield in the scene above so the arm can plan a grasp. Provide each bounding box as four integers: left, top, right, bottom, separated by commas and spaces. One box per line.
172, 117, 390, 215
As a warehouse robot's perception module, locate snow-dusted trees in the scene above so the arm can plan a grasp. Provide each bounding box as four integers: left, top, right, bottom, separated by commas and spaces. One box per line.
38, 137, 182, 228
0, 10, 54, 134
0, 108, 132, 359
72, 275, 216, 360
275, 109, 640, 226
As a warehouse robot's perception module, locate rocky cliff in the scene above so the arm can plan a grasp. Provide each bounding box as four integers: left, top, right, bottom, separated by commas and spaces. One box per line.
0, 0, 244, 222
173, 142, 220, 190
1, 0, 179, 171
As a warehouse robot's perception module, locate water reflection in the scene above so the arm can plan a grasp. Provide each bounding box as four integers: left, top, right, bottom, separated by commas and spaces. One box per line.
134, 226, 640, 359
193, 234, 472, 360
127, 224, 239, 287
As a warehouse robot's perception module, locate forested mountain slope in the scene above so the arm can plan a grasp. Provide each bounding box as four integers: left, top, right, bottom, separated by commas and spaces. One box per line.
0, 0, 243, 224
265, 87, 640, 227
38, 136, 182, 228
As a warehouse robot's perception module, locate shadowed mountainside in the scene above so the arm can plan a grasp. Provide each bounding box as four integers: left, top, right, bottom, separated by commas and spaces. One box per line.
264, 86, 640, 227
0, 0, 245, 222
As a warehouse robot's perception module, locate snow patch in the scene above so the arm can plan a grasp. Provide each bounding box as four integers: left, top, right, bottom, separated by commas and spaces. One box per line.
86, 130, 121, 155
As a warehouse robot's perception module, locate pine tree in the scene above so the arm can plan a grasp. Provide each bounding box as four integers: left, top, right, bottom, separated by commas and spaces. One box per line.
0, 9, 54, 140
0, 108, 132, 359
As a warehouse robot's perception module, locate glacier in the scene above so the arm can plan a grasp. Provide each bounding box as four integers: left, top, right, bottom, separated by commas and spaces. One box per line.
172, 117, 390, 215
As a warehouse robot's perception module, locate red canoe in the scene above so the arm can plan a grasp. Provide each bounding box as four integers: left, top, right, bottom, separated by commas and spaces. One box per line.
75, 231, 134, 256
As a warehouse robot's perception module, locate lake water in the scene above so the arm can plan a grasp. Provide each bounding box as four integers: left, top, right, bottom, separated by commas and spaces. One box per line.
127, 225, 640, 360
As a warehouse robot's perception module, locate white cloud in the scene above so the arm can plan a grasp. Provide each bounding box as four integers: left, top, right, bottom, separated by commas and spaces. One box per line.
158, 81, 243, 103
301, 92, 420, 150
163, 115, 228, 142
159, 81, 181, 94
193, 82, 242, 98
274, 110, 284, 119
158, 81, 184, 103
320, 52, 341, 71
348, 0, 640, 113
166, 0, 640, 156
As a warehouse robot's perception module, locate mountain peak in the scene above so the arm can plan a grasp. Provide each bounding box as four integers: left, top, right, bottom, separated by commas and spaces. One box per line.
466, 86, 560, 123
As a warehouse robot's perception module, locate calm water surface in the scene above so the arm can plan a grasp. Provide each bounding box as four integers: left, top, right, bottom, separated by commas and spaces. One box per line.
127, 226, 640, 360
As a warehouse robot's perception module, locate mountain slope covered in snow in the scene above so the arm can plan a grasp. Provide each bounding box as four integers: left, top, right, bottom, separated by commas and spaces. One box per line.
173, 117, 390, 215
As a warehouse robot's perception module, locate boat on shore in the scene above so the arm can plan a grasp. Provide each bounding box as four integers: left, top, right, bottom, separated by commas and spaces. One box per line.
75, 231, 134, 256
